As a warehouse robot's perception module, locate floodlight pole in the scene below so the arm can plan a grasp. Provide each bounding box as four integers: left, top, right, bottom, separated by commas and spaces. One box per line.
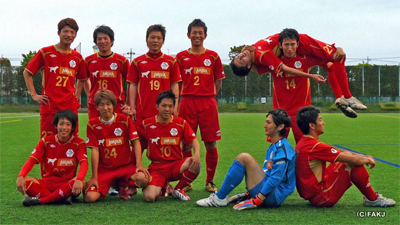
378, 66, 381, 97
361, 66, 365, 96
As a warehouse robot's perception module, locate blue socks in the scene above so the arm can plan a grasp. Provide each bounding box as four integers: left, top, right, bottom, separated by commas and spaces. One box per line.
216, 160, 245, 199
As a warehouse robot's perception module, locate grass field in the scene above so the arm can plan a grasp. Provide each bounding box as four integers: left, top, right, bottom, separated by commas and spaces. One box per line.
1, 112, 399, 224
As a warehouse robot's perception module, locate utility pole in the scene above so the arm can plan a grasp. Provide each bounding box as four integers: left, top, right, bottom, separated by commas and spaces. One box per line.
126, 48, 135, 63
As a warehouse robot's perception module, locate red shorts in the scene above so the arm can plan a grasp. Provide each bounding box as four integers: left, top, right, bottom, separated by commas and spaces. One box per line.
87, 164, 137, 197
26, 176, 71, 197
309, 162, 352, 207
134, 116, 149, 150
178, 96, 221, 142
88, 101, 125, 120
40, 113, 79, 138
148, 158, 187, 188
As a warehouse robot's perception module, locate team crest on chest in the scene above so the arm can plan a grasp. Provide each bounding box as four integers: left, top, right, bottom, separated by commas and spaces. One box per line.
66, 149, 74, 157
331, 148, 338, 154
161, 62, 169, 70
114, 128, 123, 136
110, 63, 118, 70
69, 60, 76, 68
170, 128, 178, 136
204, 59, 211, 67
294, 61, 302, 69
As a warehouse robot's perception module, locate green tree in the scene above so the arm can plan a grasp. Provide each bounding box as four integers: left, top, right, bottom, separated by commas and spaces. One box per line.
19, 51, 41, 97
228, 45, 245, 60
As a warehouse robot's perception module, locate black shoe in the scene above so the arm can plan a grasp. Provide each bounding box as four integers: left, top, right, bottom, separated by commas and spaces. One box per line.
23, 197, 41, 207
335, 98, 357, 118
56, 197, 72, 205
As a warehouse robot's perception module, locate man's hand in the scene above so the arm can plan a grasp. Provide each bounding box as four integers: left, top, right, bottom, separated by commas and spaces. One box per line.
85, 177, 98, 192
130, 108, 137, 121
72, 180, 83, 195
365, 155, 376, 169
311, 74, 326, 84
136, 165, 151, 179
16, 176, 26, 195
333, 47, 346, 63
189, 154, 200, 171
241, 45, 255, 53
32, 94, 49, 105
121, 104, 132, 116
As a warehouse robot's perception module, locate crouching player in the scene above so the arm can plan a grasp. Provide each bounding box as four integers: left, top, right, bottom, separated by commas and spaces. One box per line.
84, 90, 150, 202
16, 110, 88, 206
295, 106, 396, 207
142, 91, 200, 202
196, 109, 296, 210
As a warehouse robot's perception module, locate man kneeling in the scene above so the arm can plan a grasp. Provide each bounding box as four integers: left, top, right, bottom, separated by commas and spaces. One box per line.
196, 109, 296, 210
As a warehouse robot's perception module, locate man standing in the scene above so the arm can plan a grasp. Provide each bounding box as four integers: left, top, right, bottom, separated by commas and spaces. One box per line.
127, 24, 181, 150
196, 109, 296, 210
175, 19, 225, 192
84, 90, 149, 202
295, 106, 395, 207
142, 91, 200, 202
23, 18, 88, 137
85, 25, 130, 119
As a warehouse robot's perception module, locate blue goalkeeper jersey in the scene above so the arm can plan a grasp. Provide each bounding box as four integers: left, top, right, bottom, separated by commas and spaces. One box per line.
261, 138, 296, 205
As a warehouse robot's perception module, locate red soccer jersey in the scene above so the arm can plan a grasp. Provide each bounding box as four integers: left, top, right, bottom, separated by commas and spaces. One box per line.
253, 33, 336, 66
175, 49, 225, 96
86, 53, 129, 105
143, 116, 196, 163
257, 54, 323, 115
127, 52, 181, 118
253, 49, 283, 75
29, 134, 87, 180
86, 113, 139, 170
295, 135, 342, 200
25, 45, 88, 114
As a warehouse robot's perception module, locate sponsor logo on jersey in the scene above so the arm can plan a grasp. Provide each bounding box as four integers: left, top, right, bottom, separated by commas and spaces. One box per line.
150, 137, 160, 145
294, 61, 302, 69
140, 61, 148, 64
50, 54, 57, 58
100, 70, 117, 78
58, 158, 76, 166
31, 149, 36, 154
160, 62, 169, 70
91, 60, 97, 64
49, 66, 59, 73
110, 63, 118, 70
47, 157, 57, 165
276, 160, 285, 165
194, 67, 210, 75
114, 128, 123, 136
92, 71, 99, 77
50, 144, 56, 148
150, 125, 157, 129
203, 59, 211, 67
331, 148, 338, 154
66, 149, 74, 157
267, 160, 273, 169
69, 60, 76, 68
170, 128, 178, 136
60, 67, 75, 77
98, 139, 105, 146
106, 137, 124, 146
183, 57, 190, 61
161, 137, 179, 145
184, 67, 193, 74
151, 71, 170, 79
96, 126, 102, 130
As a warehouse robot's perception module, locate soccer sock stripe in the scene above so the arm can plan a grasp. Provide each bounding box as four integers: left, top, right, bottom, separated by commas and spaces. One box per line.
216, 160, 245, 199
351, 165, 378, 201
206, 148, 218, 183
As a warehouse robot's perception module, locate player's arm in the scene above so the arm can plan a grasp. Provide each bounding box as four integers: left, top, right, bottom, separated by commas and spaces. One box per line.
171, 82, 180, 115
132, 139, 150, 178
75, 79, 89, 102
215, 79, 223, 93
128, 82, 138, 120
337, 151, 375, 169
85, 147, 99, 191
23, 69, 49, 105
16, 157, 37, 195
281, 64, 326, 84
189, 139, 201, 171
72, 143, 89, 195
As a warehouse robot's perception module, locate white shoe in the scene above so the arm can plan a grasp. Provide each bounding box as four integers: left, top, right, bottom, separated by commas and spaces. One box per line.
335, 98, 358, 118
196, 193, 229, 207
344, 96, 367, 110
172, 189, 190, 201
363, 193, 396, 207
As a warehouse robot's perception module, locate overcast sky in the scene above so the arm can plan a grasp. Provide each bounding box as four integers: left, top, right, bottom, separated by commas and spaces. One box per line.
1, 0, 399, 66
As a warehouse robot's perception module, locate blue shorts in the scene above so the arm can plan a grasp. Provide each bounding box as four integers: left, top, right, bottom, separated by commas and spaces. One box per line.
247, 176, 280, 208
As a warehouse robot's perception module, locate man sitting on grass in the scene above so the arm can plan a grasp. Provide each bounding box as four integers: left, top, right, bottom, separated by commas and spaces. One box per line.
196, 109, 296, 210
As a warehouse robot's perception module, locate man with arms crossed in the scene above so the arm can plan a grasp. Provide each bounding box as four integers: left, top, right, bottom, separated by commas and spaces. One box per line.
84, 90, 149, 202
23, 18, 88, 137
176, 19, 225, 192
196, 109, 296, 210
142, 91, 200, 202
295, 105, 395, 207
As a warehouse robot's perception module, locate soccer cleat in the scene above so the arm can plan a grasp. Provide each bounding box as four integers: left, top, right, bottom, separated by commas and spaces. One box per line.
229, 192, 251, 204
335, 97, 357, 118
196, 193, 229, 207
172, 189, 191, 201
183, 183, 193, 192
166, 183, 174, 195
56, 197, 73, 205
205, 181, 218, 193
344, 96, 367, 110
363, 193, 396, 207
119, 187, 131, 200
23, 197, 41, 207
108, 187, 118, 196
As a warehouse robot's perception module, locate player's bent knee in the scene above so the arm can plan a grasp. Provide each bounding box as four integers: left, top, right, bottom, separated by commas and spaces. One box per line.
83, 192, 100, 203
204, 141, 216, 149
235, 153, 253, 163
143, 192, 157, 203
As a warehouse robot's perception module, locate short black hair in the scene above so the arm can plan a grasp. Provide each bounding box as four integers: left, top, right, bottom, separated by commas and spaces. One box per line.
230, 58, 251, 77
93, 25, 114, 46
188, 19, 207, 34
146, 24, 166, 41
267, 109, 291, 137
53, 110, 78, 133
278, 28, 299, 43
156, 90, 176, 106
296, 106, 321, 135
